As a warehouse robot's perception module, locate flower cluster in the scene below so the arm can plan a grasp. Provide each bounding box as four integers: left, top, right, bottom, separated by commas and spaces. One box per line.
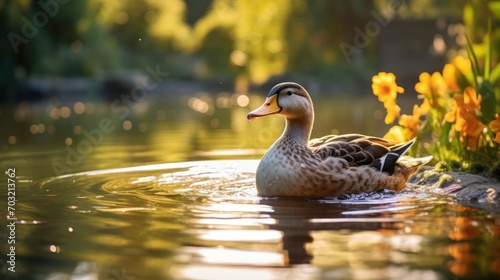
371, 72, 404, 124
444, 87, 485, 147
371, 55, 499, 166
490, 114, 500, 144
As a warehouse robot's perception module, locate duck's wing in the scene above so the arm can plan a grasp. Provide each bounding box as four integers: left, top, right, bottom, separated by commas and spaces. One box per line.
309, 134, 415, 174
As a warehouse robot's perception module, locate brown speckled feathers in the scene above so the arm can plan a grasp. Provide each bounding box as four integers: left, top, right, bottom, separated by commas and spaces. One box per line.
310, 134, 394, 166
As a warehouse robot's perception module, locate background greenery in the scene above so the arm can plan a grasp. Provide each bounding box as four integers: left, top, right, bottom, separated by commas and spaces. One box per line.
3, 0, 497, 104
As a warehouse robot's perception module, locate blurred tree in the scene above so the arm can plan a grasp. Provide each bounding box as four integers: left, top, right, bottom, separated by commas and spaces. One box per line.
190, 0, 236, 79
184, 0, 213, 26
1, 0, 124, 102
146, 0, 192, 50
0, 0, 475, 104
291, 1, 377, 75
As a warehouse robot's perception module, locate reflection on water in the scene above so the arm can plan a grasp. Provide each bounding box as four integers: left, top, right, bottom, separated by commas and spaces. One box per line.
1, 94, 390, 175
1, 98, 499, 279
1, 160, 497, 279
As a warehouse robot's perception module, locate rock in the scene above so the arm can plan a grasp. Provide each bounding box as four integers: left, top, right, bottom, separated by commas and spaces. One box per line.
408, 167, 500, 213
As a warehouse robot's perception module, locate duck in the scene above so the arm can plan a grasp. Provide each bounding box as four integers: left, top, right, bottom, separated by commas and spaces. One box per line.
247, 82, 432, 197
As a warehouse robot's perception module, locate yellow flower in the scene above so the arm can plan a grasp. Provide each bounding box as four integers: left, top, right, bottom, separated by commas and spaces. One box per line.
445, 87, 485, 148
384, 125, 407, 142
418, 98, 431, 115
452, 56, 472, 77
415, 72, 447, 108
372, 72, 404, 103
451, 56, 474, 87
489, 114, 500, 144
398, 104, 422, 140
462, 86, 482, 111
372, 72, 404, 125
443, 63, 460, 92
383, 98, 401, 124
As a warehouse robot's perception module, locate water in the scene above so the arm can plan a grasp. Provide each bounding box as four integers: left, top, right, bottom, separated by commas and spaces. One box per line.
1, 96, 499, 279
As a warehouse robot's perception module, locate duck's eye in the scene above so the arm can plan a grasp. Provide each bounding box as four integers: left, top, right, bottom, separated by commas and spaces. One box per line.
286, 91, 292, 96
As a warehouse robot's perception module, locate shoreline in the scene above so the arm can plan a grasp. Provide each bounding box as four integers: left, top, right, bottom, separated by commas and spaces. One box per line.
409, 167, 500, 214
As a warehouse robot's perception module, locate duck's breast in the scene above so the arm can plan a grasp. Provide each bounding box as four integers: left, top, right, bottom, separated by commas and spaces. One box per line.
255, 142, 319, 196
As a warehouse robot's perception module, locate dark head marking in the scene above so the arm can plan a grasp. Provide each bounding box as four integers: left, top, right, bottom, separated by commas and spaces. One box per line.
267, 82, 306, 98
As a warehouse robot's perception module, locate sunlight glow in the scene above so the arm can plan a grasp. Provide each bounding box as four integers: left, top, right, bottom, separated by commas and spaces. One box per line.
197, 229, 282, 243
197, 202, 273, 214
196, 218, 276, 227
182, 246, 286, 266
388, 235, 423, 253
174, 265, 278, 280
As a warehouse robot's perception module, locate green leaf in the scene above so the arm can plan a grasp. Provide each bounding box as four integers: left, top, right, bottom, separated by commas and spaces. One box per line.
440, 121, 453, 149
485, 20, 492, 80
455, 64, 474, 89
490, 61, 500, 84
463, 4, 475, 32
465, 34, 480, 86
477, 80, 496, 123
488, 1, 500, 19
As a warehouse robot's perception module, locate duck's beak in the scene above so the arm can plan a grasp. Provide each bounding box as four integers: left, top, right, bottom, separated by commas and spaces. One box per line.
247, 94, 281, 120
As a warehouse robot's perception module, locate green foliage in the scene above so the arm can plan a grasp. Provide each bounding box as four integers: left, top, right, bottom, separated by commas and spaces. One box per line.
468, 161, 489, 175
437, 173, 454, 188
0, 0, 125, 101
435, 160, 463, 172
375, 4, 499, 176
0, 0, 407, 102
487, 163, 500, 181
1, 0, 494, 107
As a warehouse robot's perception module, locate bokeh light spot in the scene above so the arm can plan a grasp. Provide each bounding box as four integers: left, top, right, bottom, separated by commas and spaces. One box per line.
138, 123, 148, 132
73, 102, 85, 114
30, 124, 38, 134
37, 124, 45, 133
73, 126, 82, 135
230, 50, 247, 66
210, 118, 220, 128
70, 40, 83, 54
115, 11, 129, 25
49, 245, 60, 253
60, 107, 71, 118
50, 108, 60, 119
236, 95, 250, 107
123, 120, 133, 131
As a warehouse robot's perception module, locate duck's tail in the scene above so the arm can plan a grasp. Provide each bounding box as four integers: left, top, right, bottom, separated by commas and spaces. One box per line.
397, 155, 433, 176
369, 138, 431, 175
391, 155, 433, 191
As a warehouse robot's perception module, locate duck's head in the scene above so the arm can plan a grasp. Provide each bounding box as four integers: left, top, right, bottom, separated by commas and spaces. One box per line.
247, 82, 313, 121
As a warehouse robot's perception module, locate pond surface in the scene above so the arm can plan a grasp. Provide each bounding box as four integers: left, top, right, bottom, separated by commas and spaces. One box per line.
1, 95, 499, 279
